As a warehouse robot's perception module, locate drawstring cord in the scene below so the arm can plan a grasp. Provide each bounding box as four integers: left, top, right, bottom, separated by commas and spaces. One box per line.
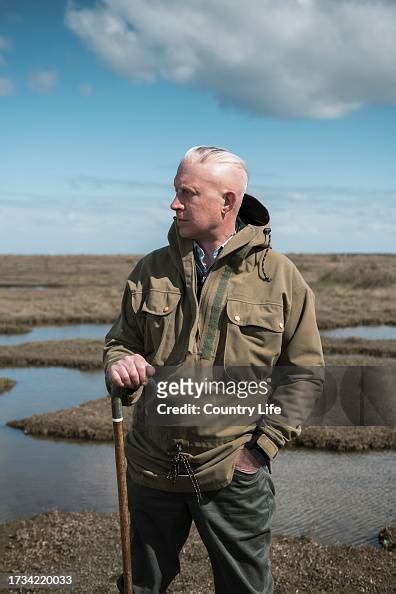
167, 442, 202, 504
261, 229, 272, 282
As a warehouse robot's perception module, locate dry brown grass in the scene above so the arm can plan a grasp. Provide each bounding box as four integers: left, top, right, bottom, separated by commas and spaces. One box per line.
322, 337, 396, 359
0, 255, 141, 287
287, 253, 396, 328
0, 377, 16, 394
319, 260, 395, 288
0, 255, 140, 331
0, 339, 103, 370
7, 396, 395, 451
7, 396, 124, 441
1, 337, 395, 371
293, 426, 396, 451
1, 511, 393, 594
0, 254, 395, 331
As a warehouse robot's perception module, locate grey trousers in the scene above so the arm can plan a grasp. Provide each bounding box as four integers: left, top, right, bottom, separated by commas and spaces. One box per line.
124, 465, 276, 594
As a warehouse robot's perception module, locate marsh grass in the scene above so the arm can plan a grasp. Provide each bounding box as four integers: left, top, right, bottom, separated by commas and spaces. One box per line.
288, 254, 395, 328
0, 512, 392, 594
1, 256, 394, 591
7, 396, 395, 450
0, 337, 395, 370
0, 254, 394, 330
0, 339, 102, 370
0, 376, 16, 394
322, 337, 396, 358
318, 260, 395, 289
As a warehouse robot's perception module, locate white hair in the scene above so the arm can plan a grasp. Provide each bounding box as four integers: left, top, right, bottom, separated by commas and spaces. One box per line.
180, 145, 249, 195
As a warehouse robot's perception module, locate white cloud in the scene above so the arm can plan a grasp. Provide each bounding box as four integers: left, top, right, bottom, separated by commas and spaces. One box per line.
65, 0, 396, 119
257, 186, 396, 252
28, 69, 58, 93
78, 82, 93, 96
1, 184, 394, 253
0, 77, 14, 96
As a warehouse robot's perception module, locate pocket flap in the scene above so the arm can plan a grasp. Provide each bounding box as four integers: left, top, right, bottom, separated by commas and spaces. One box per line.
226, 299, 284, 332
141, 291, 181, 316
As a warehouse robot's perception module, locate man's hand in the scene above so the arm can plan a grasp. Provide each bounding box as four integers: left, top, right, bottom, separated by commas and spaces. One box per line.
107, 354, 155, 392
234, 446, 262, 474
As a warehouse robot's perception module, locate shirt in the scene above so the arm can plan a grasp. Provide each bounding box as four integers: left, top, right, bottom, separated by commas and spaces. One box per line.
193, 218, 244, 299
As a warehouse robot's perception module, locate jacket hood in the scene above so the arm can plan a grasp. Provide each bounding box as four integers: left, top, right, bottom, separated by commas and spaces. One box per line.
238, 193, 270, 227
167, 193, 271, 279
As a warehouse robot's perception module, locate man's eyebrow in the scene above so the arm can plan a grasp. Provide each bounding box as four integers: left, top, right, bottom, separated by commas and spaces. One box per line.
174, 182, 199, 193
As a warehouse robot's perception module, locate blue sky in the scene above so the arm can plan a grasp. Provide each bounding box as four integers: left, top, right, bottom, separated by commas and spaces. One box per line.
0, 0, 395, 254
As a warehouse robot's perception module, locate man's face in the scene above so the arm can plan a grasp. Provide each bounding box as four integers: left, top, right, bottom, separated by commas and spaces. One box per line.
170, 162, 225, 242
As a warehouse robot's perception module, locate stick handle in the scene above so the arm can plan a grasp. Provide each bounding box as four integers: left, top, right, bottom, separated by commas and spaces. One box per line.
112, 396, 133, 594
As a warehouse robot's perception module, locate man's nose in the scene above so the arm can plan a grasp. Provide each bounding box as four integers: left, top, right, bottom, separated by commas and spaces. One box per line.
170, 194, 183, 211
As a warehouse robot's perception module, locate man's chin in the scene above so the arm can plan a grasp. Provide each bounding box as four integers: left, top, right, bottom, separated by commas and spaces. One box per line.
176, 224, 193, 239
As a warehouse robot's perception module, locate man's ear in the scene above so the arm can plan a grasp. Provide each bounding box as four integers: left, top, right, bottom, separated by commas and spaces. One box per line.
222, 191, 237, 214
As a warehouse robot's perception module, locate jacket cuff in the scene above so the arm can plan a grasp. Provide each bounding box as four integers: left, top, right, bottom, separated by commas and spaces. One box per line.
247, 443, 272, 473
255, 433, 279, 459
245, 432, 278, 473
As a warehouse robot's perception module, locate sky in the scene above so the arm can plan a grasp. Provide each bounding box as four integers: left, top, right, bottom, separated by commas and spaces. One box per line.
0, 0, 395, 254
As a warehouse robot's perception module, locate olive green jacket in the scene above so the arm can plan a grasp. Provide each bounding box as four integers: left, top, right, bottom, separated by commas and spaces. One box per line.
104, 195, 324, 492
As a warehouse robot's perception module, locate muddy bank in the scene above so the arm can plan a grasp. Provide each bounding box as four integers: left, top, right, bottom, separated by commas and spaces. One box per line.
0, 340, 103, 370
293, 426, 396, 451
0, 255, 395, 331
0, 324, 31, 335
0, 255, 138, 332
7, 397, 131, 441
0, 377, 15, 394
0, 511, 393, 593
323, 353, 396, 366
1, 337, 396, 371
289, 253, 396, 330
7, 396, 395, 451
322, 337, 396, 359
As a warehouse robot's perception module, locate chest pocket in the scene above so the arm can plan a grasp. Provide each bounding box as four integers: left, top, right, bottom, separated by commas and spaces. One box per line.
140, 290, 182, 365
224, 299, 284, 368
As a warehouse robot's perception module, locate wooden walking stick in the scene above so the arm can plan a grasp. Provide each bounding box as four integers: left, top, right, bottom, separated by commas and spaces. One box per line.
112, 394, 133, 594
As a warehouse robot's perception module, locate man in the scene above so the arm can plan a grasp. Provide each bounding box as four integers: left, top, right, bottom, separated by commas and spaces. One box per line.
104, 146, 324, 593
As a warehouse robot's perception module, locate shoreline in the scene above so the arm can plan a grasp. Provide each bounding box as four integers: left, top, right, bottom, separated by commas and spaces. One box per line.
1, 319, 395, 333
6, 396, 396, 450
1, 255, 394, 592
0, 337, 395, 370
0, 377, 15, 394
2, 336, 394, 451
0, 511, 393, 593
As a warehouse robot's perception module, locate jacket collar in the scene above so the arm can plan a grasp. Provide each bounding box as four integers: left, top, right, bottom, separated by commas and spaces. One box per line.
168, 193, 271, 273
